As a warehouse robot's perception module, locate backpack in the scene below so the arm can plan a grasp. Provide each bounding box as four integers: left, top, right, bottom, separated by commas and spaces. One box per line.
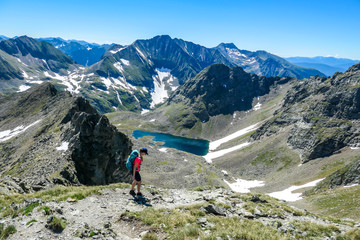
126, 150, 139, 171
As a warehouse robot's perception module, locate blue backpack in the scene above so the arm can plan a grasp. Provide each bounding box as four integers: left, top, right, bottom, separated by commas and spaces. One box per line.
126, 150, 139, 171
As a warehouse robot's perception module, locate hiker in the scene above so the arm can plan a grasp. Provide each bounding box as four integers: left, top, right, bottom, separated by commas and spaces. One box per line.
128, 148, 148, 197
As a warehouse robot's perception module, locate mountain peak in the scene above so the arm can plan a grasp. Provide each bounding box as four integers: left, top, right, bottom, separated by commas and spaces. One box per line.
153, 35, 172, 40
218, 42, 238, 49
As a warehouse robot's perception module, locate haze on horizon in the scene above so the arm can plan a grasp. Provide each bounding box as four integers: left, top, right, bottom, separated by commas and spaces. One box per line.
0, 0, 359, 60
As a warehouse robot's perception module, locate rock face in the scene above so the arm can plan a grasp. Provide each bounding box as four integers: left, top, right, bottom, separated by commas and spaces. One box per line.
313, 158, 360, 190
167, 63, 291, 128
251, 62, 360, 163
0, 83, 132, 192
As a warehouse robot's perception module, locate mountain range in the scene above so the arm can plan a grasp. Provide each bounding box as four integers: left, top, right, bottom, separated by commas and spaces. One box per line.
286, 56, 359, 76
1, 32, 360, 238
0, 35, 325, 114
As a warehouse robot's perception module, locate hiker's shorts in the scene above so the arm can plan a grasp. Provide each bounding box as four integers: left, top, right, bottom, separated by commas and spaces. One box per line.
130, 170, 141, 182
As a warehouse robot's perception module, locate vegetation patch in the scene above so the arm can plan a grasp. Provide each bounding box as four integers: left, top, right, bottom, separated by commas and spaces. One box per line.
0, 183, 129, 218
48, 216, 66, 233
0, 224, 17, 239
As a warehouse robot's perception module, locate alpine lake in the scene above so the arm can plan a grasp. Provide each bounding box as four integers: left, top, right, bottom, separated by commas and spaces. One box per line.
132, 130, 209, 156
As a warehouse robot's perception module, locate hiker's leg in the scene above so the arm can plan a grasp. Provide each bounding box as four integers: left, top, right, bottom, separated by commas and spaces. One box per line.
137, 181, 142, 193
131, 180, 137, 190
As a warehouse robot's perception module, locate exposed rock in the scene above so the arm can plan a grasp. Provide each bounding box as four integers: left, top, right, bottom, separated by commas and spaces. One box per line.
251, 62, 360, 163
168, 63, 292, 128
0, 83, 132, 190
205, 204, 226, 216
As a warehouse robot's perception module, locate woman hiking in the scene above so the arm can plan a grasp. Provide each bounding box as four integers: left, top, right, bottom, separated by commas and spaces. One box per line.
129, 148, 148, 197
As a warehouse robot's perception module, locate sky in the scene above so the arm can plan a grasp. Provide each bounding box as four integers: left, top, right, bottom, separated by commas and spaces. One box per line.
0, 0, 359, 59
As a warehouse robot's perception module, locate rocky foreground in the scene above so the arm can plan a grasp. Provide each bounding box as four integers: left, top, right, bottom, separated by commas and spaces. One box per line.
1, 184, 359, 240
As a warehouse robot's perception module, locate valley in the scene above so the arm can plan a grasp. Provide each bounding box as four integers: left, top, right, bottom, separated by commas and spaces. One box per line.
0, 34, 360, 239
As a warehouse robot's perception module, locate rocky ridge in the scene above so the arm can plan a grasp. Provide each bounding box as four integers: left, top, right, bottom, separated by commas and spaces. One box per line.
1, 186, 359, 240
167, 63, 291, 128
250, 62, 360, 188
0, 83, 132, 192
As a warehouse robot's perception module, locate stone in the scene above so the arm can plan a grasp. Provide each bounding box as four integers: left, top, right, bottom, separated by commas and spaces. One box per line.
250, 195, 268, 203
139, 230, 149, 237
47, 215, 54, 224
244, 211, 254, 219
205, 204, 226, 216
197, 217, 207, 225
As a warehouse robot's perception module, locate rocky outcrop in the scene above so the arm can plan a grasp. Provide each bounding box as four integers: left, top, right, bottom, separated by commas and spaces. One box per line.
311, 158, 360, 191
251, 62, 360, 162
0, 83, 132, 192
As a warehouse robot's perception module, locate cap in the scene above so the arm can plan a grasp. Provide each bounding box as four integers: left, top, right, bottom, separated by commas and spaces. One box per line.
140, 148, 149, 155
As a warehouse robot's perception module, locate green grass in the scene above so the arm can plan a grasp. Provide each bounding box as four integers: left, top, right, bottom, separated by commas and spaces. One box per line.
291, 220, 341, 239
121, 203, 288, 240
2, 202, 40, 218
0, 224, 17, 239
0, 183, 130, 218
158, 160, 175, 165
26, 219, 38, 225
142, 232, 159, 240
305, 185, 360, 221
42, 206, 51, 215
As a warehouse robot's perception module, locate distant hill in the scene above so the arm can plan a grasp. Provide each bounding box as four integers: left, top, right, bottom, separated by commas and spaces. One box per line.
286, 56, 359, 76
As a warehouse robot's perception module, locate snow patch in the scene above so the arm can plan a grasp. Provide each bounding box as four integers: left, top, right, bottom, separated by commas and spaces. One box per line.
350, 147, 360, 150
268, 178, 324, 202
344, 184, 359, 188
141, 109, 150, 115
150, 68, 172, 108
253, 102, 262, 111
209, 123, 259, 151
113, 62, 124, 73
221, 170, 228, 176
115, 90, 123, 105
149, 119, 156, 122
56, 142, 69, 151
224, 178, 265, 193
101, 77, 112, 89
109, 47, 125, 54
159, 148, 167, 152
17, 85, 31, 92
0, 119, 42, 143
204, 142, 251, 163
120, 59, 130, 66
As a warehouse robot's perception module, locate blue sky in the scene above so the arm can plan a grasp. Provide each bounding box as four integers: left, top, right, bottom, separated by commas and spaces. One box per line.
0, 0, 359, 59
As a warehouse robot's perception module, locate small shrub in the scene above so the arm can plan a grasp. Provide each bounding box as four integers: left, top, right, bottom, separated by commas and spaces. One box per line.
0, 224, 17, 239
142, 232, 158, 240
48, 216, 66, 233
345, 228, 360, 240
42, 206, 51, 215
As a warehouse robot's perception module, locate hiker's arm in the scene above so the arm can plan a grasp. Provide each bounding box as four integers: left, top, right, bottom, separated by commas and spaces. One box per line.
133, 162, 138, 180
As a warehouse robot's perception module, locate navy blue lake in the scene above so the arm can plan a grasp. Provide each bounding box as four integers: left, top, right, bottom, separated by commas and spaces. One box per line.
132, 130, 209, 156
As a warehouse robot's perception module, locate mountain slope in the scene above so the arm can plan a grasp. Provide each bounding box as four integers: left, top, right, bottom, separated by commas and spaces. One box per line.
0, 36, 76, 73
160, 63, 291, 132
216, 43, 325, 78
251, 62, 360, 163
0, 83, 132, 191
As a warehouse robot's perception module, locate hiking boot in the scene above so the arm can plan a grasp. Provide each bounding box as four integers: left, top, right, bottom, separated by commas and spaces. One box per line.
136, 192, 143, 197
129, 190, 136, 195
